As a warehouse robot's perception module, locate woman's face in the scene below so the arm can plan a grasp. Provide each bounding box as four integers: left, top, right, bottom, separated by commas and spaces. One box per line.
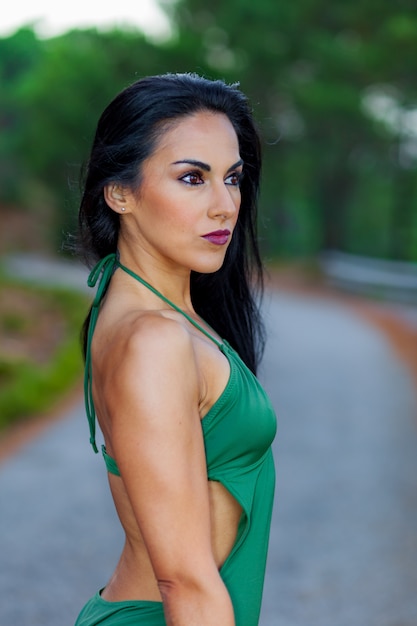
116, 111, 242, 275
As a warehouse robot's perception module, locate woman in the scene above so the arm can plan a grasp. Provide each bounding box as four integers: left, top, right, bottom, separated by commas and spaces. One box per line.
75, 73, 276, 626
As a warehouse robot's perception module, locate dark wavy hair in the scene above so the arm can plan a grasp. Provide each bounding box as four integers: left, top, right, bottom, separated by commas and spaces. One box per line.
77, 73, 265, 373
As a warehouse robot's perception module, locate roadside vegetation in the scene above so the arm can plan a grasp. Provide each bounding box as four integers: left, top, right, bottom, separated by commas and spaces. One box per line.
0, 272, 88, 430
1, 0, 417, 262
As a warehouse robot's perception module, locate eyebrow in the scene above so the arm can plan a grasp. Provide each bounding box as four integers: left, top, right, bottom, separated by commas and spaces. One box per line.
172, 158, 244, 172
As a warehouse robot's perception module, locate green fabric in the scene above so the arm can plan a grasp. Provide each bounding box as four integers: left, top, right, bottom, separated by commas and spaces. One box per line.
84, 253, 119, 453
101, 445, 120, 477
75, 591, 165, 625
79, 254, 277, 626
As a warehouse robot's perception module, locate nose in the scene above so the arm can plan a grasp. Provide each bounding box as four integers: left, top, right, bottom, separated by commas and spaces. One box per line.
208, 181, 240, 220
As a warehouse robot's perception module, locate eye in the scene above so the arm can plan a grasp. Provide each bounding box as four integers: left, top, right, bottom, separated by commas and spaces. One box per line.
179, 171, 204, 185
225, 171, 243, 187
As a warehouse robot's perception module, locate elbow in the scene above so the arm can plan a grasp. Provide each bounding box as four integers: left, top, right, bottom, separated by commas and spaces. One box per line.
156, 569, 226, 604
157, 573, 202, 603
157, 572, 235, 624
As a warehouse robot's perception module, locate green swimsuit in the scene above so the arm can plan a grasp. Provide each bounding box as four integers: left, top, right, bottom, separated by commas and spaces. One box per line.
75, 254, 277, 626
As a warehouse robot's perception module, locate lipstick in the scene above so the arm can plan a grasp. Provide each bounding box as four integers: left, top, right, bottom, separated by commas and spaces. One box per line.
202, 229, 231, 245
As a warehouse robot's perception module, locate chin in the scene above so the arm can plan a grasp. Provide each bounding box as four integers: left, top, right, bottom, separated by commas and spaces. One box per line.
191, 256, 227, 275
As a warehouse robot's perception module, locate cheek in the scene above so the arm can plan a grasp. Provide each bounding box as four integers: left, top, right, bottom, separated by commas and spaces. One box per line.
147, 192, 196, 234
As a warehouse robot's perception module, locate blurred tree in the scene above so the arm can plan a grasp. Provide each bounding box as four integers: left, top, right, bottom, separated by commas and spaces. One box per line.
13, 28, 172, 244
1, 1, 417, 260
0, 28, 42, 204
164, 0, 417, 260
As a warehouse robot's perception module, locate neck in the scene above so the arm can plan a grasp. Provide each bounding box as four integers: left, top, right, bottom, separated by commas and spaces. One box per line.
116, 242, 193, 311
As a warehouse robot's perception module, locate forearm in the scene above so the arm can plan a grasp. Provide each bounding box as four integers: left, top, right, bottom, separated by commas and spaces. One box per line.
160, 576, 235, 626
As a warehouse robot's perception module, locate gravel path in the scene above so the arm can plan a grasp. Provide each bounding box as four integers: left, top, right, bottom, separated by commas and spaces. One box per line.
260, 292, 417, 626
1, 255, 417, 625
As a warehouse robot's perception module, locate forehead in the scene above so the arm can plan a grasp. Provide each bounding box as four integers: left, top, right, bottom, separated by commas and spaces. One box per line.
153, 111, 240, 161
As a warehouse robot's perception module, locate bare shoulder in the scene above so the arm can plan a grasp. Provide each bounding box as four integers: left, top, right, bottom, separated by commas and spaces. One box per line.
97, 310, 200, 414
116, 311, 196, 367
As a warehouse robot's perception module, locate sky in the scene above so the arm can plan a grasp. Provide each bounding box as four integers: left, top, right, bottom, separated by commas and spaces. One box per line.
0, 0, 171, 39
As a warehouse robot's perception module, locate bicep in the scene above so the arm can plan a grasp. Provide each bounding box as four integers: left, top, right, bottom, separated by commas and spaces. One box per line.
104, 321, 214, 580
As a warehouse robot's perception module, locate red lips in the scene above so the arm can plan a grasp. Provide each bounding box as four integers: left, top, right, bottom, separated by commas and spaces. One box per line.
202, 229, 231, 245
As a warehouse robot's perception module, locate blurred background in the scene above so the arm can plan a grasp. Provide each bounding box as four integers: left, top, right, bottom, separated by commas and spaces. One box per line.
1, 2, 417, 625
1, 0, 417, 262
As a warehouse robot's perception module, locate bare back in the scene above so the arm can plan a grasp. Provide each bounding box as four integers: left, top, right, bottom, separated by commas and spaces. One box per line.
89, 271, 242, 602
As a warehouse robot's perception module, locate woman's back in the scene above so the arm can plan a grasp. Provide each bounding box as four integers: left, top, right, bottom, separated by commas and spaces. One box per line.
77, 256, 276, 626
90, 265, 244, 602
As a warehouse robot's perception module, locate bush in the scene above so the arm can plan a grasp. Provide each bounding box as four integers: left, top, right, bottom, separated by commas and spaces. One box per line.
0, 275, 88, 430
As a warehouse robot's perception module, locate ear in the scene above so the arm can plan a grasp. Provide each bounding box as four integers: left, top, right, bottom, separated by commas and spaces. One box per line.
104, 183, 132, 214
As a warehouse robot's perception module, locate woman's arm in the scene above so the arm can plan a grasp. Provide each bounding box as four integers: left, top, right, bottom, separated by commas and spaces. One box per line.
102, 315, 235, 626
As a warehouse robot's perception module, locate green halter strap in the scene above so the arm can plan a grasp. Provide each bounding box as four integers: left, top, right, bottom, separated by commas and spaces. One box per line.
117, 260, 223, 348
84, 253, 223, 452
84, 253, 118, 452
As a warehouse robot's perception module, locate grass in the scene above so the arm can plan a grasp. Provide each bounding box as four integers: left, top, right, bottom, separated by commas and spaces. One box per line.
0, 273, 89, 430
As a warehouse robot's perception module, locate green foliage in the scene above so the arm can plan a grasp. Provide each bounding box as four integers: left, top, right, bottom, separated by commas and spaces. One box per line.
0, 275, 88, 429
168, 0, 417, 260
0, 28, 43, 203
1, 1, 417, 260
10, 28, 175, 243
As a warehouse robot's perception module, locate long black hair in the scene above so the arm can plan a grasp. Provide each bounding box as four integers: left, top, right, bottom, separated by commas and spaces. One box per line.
77, 73, 265, 373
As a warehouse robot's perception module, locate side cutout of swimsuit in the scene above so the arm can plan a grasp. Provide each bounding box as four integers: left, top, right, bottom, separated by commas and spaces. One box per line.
208, 479, 244, 569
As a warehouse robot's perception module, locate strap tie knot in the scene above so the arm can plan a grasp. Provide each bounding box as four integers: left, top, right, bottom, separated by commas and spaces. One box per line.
85, 252, 119, 453
87, 253, 118, 307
